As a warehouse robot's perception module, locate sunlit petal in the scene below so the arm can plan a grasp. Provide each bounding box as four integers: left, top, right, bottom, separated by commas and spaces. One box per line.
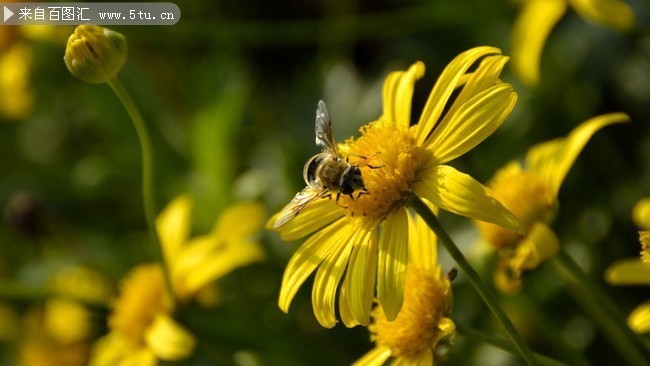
378, 208, 409, 321
632, 198, 650, 230
415, 46, 502, 143
509, 222, 559, 276
212, 201, 265, 242
511, 0, 567, 86
344, 221, 379, 326
407, 199, 438, 271
156, 195, 192, 262
267, 198, 344, 241
413, 165, 523, 234
381, 61, 425, 130
425, 83, 517, 164
605, 259, 650, 285
526, 113, 629, 196
312, 230, 353, 328
180, 242, 265, 297
144, 313, 196, 361
628, 301, 650, 334
352, 346, 392, 366
278, 218, 349, 313
569, 0, 635, 31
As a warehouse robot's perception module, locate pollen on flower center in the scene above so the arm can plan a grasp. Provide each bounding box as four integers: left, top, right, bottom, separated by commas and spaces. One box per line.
369, 266, 452, 357
338, 120, 424, 220
478, 170, 555, 249
640, 231, 650, 264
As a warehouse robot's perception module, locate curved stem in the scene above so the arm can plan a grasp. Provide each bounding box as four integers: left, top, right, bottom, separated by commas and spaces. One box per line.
107, 77, 176, 311
409, 196, 538, 366
456, 323, 564, 366
551, 250, 649, 365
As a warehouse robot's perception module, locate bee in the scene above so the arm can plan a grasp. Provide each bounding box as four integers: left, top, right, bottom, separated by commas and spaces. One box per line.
274, 100, 379, 228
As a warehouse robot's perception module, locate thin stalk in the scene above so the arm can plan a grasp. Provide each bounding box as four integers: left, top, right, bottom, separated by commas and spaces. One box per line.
551, 250, 648, 365
107, 77, 176, 311
456, 323, 566, 366
409, 196, 538, 366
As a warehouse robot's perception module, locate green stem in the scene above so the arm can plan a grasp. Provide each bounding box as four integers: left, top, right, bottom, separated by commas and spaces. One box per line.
456, 323, 565, 366
107, 77, 176, 311
409, 196, 538, 366
551, 250, 648, 365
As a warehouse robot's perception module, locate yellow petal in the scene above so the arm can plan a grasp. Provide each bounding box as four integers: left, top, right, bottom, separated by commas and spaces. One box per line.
426, 54, 509, 146
407, 200, 438, 271
509, 222, 559, 276
414, 46, 502, 144
44, 298, 91, 344
343, 221, 379, 327
511, 0, 567, 86
144, 313, 196, 361
278, 219, 348, 313
628, 301, 650, 334
353, 346, 393, 366
212, 201, 264, 242
89, 333, 155, 366
569, 0, 635, 31
0, 43, 34, 119
378, 208, 409, 321
425, 83, 517, 164
393, 348, 433, 366
156, 195, 192, 262
632, 198, 650, 230
526, 113, 629, 196
338, 278, 356, 327
180, 241, 265, 298
605, 258, 650, 285
267, 198, 344, 241
312, 230, 353, 328
413, 164, 524, 234
381, 61, 425, 130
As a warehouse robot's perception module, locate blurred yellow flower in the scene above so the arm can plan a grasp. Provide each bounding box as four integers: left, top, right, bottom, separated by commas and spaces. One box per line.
90, 196, 265, 365
605, 199, 650, 334
269, 47, 522, 328
18, 301, 94, 366
0, 32, 33, 120
355, 212, 455, 365
511, 0, 635, 86
477, 113, 629, 293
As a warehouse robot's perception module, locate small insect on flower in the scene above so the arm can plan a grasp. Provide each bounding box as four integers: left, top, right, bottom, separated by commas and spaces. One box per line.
274, 100, 381, 228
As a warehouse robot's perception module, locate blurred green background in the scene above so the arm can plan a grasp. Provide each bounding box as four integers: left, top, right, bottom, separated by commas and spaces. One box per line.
1, 0, 649, 364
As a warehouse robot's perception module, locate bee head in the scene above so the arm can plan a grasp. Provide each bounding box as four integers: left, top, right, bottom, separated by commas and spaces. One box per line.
339, 165, 365, 195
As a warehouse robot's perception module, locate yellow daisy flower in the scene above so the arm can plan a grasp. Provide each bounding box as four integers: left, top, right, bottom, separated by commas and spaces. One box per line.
511, 0, 635, 86
604, 199, 650, 334
477, 113, 629, 293
90, 196, 265, 365
269, 46, 524, 328
355, 210, 455, 365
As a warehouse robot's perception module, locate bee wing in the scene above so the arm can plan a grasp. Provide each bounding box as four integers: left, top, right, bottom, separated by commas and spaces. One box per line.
274, 186, 329, 228
315, 100, 339, 159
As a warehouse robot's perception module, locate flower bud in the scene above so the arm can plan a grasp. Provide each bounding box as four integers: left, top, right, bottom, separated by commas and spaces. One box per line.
64, 24, 126, 84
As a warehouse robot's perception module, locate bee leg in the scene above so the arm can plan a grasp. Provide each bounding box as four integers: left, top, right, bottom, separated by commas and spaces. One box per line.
348, 193, 355, 200
366, 163, 384, 169
336, 192, 341, 203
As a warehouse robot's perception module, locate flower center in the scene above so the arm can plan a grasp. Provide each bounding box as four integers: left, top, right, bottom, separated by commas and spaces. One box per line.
477, 170, 555, 249
337, 120, 424, 220
109, 264, 170, 348
369, 266, 452, 357
640, 231, 649, 264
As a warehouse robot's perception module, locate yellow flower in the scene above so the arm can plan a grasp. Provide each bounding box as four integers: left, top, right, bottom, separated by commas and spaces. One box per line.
269, 47, 523, 328
355, 216, 455, 365
90, 196, 265, 365
64, 24, 127, 84
512, 0, 635, 86
0, 31, 33, 120
477, 113, 629, 293
605, 199, 650, 334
